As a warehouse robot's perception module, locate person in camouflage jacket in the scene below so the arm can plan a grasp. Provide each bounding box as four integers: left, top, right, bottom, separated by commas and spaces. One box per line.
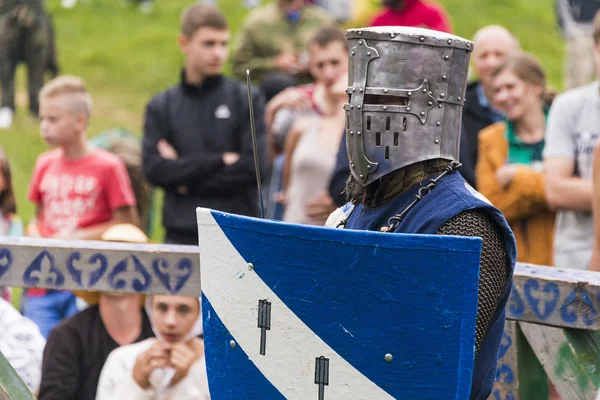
231, 0, 334, 98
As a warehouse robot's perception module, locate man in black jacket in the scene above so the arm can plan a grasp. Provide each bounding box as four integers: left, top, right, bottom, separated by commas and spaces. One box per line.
142, 3, 267, 245
459, 25, 519, 189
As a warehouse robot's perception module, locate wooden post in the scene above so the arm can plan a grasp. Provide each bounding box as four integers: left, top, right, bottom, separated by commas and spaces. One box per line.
0, 350, 35, 400
490, 320, 519, 399
519, 322, 600, 400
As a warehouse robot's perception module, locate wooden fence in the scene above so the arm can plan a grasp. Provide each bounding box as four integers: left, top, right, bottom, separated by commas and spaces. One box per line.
0, 237, 598, 399
491, 264, 600, 400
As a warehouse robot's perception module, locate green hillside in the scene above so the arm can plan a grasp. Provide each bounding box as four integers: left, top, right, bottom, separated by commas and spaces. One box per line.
0, 0, 565, 241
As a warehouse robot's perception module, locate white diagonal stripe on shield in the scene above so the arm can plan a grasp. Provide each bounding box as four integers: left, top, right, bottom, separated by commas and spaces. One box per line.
197, 208, 394, 400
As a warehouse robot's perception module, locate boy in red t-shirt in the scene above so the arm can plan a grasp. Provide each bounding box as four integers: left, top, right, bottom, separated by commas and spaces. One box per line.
24, 75, 139, 338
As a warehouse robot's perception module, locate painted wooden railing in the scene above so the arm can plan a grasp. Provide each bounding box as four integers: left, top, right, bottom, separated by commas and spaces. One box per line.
0, 237, 200, 399
491, 264, 600, 400
0, 238, 598, 399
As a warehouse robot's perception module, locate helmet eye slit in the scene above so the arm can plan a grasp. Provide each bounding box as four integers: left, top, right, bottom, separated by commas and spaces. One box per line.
363, 94, 409, 106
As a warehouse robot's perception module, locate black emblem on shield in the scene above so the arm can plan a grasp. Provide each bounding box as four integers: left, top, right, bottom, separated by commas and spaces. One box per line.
315, 356, 329, 400
258, 299, 271, 355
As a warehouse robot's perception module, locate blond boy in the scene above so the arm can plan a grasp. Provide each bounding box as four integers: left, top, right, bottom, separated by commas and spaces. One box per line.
23, 76, 139, 339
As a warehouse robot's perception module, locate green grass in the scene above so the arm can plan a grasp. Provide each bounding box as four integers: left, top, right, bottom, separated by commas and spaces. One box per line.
1, 0, 565, 242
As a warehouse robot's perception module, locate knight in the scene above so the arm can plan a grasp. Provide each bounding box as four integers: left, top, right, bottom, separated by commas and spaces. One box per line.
328, 27, 517, 399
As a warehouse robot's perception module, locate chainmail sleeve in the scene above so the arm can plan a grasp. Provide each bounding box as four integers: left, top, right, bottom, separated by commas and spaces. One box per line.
436, 210, 509, 356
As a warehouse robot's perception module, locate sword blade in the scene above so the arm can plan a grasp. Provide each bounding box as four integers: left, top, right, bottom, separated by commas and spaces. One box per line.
246, 70, 265, 219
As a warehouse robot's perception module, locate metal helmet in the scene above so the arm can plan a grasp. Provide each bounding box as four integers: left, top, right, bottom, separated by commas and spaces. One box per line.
344, 26, 473, 186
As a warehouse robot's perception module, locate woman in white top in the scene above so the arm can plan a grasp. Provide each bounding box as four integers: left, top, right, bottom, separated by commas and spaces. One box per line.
96, 295, 208, 399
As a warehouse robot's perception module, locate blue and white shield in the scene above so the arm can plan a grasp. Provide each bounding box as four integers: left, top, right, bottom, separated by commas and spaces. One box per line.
196, 208, 482, 399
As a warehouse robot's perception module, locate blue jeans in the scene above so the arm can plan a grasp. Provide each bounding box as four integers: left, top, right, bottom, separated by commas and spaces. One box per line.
22, 291, 79, 339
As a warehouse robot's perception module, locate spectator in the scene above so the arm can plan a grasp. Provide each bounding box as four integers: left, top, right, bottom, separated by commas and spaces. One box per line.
328, 133, 350, 207
90, 128, 154, 236
476, 52, 555, 267
0, 0, 58, 129
556, 0, 600, 89
0, 298, 46, 396
543, 10, 600, 271
263, 27, 349, 219
313, 0, 353, 24
592, 138, 600, 270
142, 3, 268, 246
460, 25, 520, 189
97, 295, 207, 399
230, 0, 333, 99
280, 27, 348, 226
369, 0, 453, 33
38, 224, 155, 400
0, 147, 23, 303
24, 76, 139, 338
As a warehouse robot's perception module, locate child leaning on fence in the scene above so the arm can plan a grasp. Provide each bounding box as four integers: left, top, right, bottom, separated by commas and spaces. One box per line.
22, 75, 140, 339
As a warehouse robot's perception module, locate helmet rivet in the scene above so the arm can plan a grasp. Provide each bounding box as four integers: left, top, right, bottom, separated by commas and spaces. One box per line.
447, 39, 452, 44
367, 52, 371, 56
351, 105, 354, 109
437, 122, 441, 126
351, 51, 355, 56
358, 31, 363, 36
420, 111, 425, 116
350, 131, 354, 135
458, 96, 462, 101
359, 88, 363, 92
440, 93, 446, 98
358, 40, 363, 45
351, 163, 355, 168
357, 131, 361, 136
383, 106, 388, 110
357, 105, 361, 109
442, 75, 447, 80
390, 33, 395, 38
406, 107, 411, 111
360, 174, 364, 178
422, 88, 427, 93
420, 36, 425, 41
438, 104, 442, 108
408, 92, 412, 96
385, 354, 393, 362
435, 139, 440, 144
367, 165, 371, 169
444, 55, 450, 60
352, 88, 356, 92
428, 101, 433, 106
384, 88, 389, 93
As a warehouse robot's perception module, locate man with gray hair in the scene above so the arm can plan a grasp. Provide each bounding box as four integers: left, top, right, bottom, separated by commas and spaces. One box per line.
459, 25, 520, 189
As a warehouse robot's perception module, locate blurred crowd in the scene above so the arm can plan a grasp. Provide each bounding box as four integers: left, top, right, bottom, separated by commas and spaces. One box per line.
1, 0, 600, 399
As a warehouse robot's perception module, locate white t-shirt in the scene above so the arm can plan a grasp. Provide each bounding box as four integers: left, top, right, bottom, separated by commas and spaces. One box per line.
96, 338, 210, 400
543, 81, 600, 270
0, 298, 46, 394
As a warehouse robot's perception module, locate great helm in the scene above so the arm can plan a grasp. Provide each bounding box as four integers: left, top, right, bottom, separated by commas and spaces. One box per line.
345, 27, 473, 186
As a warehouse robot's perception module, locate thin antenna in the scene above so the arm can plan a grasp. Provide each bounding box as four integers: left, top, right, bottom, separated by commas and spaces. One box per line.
246, 70, 265, 219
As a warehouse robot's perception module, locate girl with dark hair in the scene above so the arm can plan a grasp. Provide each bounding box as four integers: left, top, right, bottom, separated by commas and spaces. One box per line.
476, 52, 556, 267
0, 147, 23, 303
